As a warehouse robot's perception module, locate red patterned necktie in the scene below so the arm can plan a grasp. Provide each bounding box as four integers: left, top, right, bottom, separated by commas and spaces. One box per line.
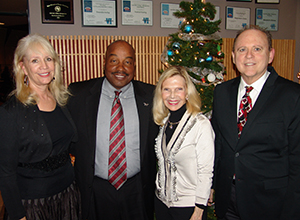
108, 91, 127, 190
237, 86, 253, 138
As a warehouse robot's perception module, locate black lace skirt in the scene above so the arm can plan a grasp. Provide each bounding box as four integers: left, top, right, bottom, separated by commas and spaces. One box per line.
4, 182, 81, 220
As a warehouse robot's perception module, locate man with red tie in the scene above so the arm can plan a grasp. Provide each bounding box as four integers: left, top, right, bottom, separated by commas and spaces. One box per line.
210, 25, 300, 220
68, 40, 158, 220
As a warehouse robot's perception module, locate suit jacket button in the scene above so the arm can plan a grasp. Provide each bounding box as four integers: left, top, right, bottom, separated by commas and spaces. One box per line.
235, 152, 239, 157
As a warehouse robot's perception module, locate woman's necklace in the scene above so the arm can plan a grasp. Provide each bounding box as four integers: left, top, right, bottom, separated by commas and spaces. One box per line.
168, 120, 180, 129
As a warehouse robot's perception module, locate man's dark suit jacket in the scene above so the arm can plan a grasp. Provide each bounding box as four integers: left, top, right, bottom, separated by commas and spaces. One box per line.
211, 66, 300, 220
67, 77, 158, 220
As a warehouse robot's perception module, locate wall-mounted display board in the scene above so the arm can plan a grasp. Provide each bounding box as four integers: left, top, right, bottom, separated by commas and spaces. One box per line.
226, 7, 250, 30
256, 8, 278, 31
82, 0, 117, 27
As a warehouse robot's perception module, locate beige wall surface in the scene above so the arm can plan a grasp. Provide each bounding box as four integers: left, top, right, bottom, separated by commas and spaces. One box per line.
28, 0, 300, 80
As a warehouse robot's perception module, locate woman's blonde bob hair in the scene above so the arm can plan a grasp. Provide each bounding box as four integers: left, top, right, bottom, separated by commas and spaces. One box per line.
153, 66, 201, 126
11, 33, 70, 106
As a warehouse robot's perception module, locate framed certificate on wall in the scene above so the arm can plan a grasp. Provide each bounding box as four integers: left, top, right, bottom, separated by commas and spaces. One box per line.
122, 0, 153, 26
226, 7, 250, 30
82, 0, 117, 27
255, 8, 278, 31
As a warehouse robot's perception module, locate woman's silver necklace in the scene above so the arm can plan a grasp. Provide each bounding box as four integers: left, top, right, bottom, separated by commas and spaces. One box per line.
168, 120, 180, 129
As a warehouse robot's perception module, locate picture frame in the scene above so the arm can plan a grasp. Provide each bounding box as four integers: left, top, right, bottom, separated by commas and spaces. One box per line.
226, 6, 250, 30
255, 8, 278, 31
160, 3, 181, 28
122, 0, 153, 26
82, 0, 117, 27
41, 0, 74, 24
256, 0, 279, 3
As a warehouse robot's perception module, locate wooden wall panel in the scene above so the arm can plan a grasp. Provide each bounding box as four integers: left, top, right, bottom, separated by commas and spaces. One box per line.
222, 38, 296, 82
47, 35, 169, 86
272, 39, 295, 81
47, 36, 295, 86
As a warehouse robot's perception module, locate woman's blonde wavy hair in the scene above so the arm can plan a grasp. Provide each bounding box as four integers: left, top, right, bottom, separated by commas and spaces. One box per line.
11, 33, 70, 106
153, 66, 201, 126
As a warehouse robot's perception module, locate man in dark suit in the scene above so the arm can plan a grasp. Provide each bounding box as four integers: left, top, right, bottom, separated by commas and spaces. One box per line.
68, 40, 158, 220
210, 25, 300, 220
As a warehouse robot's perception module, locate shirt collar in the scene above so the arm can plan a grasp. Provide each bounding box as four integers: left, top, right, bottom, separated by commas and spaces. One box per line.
239, 70, 270, 94
102, 78, 134, 98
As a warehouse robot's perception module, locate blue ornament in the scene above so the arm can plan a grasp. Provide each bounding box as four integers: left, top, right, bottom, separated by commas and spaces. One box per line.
206, 56, 213, 62
184, 24, 193, 33
167, 50, 174, 56
172, 42, 181, 50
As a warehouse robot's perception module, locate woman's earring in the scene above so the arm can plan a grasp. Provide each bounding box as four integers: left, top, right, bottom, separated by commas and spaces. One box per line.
186, 96, 189, 101
24, 75, 28, 86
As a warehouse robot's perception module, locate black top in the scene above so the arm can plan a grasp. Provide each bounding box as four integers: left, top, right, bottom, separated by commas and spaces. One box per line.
165, 104, 186, 144
0, 96, 77, 219
17, 106, 75, 199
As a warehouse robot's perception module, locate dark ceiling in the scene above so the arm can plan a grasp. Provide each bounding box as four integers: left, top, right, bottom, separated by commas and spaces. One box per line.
0, 0, 29, 31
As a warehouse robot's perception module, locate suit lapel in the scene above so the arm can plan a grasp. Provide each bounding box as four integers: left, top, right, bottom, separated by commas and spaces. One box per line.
86, 78, 104, 152
224, 78, 240, 150
238, 69, 278, 141
133, 81, 152, 163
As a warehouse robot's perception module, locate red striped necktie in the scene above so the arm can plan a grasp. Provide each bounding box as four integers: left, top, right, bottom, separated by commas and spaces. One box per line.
108, 91, 127, 190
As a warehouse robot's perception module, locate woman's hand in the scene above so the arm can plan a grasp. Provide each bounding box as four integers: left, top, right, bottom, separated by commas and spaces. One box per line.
208, 189, 215, 207
189, 206, 204, 220
20, 217, 26, 220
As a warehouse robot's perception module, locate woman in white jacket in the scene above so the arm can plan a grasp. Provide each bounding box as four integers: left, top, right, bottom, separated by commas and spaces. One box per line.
152, 66, 215, 220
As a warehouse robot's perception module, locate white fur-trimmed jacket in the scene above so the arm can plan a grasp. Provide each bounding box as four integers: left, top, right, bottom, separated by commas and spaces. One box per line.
155, 111, 215, 208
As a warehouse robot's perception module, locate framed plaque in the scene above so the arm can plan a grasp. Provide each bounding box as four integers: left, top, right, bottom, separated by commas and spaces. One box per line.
41, 0, 74, 24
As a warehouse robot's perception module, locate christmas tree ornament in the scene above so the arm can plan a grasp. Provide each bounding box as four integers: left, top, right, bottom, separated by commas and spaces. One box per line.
206, 56, 213, 62
184, 24, 193, 33
207, 73, 216, 82
198, 41, 205, 47
217, 44, 222, 56
167, 50, 174, 56
199, 58, 205, 63
175, 50, 180, 54
172, 42, 181, 50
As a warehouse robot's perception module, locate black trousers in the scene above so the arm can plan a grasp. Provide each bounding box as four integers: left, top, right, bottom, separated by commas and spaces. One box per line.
155, 195, 207, 220
218, 183, 241, 220
91, 174, 147, 220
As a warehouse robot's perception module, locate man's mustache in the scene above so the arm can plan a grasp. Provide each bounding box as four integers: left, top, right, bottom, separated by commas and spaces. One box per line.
112, 71, 129, 76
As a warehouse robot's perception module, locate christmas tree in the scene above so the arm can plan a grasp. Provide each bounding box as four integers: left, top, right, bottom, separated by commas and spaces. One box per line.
161, 0, 225, 118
